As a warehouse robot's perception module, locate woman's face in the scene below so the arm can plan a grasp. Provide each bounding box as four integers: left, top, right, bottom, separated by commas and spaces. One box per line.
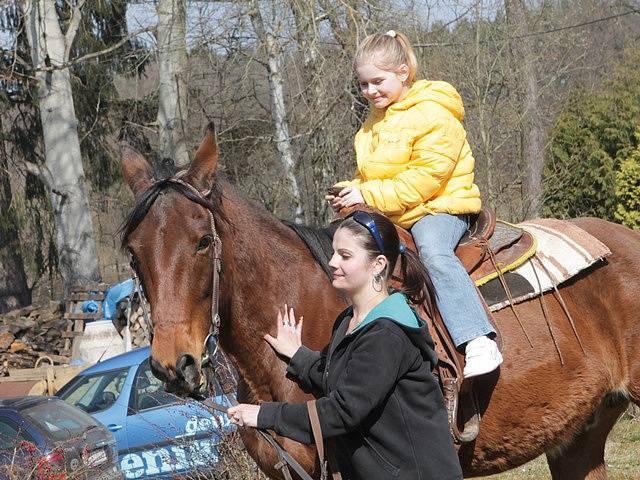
355, 61, 409, 109
329, 227, 382, 295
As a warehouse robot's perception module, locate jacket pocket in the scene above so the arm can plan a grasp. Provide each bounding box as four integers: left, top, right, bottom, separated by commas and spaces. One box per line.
361, 436, 400, 477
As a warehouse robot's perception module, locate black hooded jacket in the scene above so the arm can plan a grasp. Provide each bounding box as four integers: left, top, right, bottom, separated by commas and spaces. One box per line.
257, 293, 462, 480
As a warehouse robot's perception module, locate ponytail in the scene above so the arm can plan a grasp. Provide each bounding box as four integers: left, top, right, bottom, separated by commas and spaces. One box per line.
398, 248, 436, 318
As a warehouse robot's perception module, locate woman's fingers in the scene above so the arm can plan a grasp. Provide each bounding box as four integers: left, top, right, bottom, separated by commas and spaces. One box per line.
296, 316, 304, 336
264, 333, 276, 346
228, 405, 245, 426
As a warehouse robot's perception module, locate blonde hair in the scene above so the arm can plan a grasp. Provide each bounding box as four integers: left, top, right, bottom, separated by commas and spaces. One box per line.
353, 30, 418, 84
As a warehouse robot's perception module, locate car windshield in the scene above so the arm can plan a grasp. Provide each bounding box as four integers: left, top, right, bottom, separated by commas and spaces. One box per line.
58, 368, 128, 414
22, 401, 99, 441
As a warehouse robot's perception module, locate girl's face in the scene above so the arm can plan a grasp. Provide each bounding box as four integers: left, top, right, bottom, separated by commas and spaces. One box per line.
328, 228, 385, 295
355, 61, 409, 109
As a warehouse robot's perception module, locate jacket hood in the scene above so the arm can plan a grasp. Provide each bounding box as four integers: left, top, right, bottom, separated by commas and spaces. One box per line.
388, 80, 465, 120
352, 292, 435, 362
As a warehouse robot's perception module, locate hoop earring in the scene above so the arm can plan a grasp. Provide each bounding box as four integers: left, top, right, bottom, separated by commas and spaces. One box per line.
372, 273, 383, 292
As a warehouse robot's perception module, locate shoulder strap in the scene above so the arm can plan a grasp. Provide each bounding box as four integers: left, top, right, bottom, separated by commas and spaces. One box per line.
307, 400, 342, 480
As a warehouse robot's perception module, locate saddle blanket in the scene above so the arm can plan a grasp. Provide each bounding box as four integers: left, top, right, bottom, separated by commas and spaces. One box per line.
479, 219, 612, 312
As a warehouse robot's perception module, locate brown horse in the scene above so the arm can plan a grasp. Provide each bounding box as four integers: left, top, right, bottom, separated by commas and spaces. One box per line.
120, 128, 640, 480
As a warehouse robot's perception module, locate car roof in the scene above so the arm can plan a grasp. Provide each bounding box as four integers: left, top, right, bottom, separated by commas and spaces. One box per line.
79, 346, 150, 374
0, 396, 61, 411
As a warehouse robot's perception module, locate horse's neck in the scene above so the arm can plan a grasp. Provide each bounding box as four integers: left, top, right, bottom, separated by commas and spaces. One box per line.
218, 190, 340, 403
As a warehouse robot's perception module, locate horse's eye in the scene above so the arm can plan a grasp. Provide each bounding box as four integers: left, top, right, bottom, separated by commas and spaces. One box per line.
197, 235, 213, 252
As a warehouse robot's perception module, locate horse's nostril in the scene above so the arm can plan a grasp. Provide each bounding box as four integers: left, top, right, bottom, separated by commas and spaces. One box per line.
176, 354, 201, 390
149, 357, 173, 383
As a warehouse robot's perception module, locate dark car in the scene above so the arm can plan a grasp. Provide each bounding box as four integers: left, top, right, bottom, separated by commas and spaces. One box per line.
0, 396, 120, 480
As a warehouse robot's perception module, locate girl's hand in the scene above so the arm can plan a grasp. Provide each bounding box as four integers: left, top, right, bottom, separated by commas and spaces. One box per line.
264, 304, 303, 360
325, 186, 346, 212
332, 187, 365, 209
228, 404, 260, 428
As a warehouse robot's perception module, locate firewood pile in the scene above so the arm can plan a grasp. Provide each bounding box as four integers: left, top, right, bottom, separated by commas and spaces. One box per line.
0, 296, 150, 376
116, 299, 151, 349
0, 302, 68, 375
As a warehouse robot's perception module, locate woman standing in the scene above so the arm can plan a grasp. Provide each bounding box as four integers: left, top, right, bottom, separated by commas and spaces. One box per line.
228, 211, 462, 480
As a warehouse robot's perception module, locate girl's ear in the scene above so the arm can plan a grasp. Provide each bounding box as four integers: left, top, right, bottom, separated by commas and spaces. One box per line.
396, 64, 409, 83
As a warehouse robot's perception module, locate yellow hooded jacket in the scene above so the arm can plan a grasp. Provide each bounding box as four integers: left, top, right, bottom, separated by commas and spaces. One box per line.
337, 80, 481, 228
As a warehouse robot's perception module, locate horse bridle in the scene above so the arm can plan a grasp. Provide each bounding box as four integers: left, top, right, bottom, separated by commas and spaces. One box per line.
128, 175, 316, 480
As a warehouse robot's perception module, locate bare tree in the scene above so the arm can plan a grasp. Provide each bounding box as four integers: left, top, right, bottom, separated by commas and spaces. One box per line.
505, 0, 545, 218
156, 0, 190, 167
21, 0, 101, 292
248, 0, 305, 223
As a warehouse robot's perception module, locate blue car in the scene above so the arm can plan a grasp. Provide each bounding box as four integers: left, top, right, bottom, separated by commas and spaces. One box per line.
56, 347, 234, 479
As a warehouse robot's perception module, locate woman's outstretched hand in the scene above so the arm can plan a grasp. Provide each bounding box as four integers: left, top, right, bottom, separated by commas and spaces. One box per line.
228, 404, 259, 428
264, 304, 303, 360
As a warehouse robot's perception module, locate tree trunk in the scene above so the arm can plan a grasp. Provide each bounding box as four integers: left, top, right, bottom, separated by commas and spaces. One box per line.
0, 117, 31, 313
156, 0, 189, 168
505, 0, 545, 219
248, 2, 305, 224
22, 0, 101, 292
288, 0, 326, 221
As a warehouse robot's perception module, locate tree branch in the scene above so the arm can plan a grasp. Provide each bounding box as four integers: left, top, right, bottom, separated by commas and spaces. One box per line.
64, 0, 86, 57
36, 26, 154, 73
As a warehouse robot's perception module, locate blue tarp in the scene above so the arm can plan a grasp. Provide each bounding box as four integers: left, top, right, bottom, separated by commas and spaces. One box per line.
81, 278, 135, 321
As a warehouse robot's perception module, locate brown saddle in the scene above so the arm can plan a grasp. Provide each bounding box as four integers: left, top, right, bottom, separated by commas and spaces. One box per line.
338, 206, 535, 443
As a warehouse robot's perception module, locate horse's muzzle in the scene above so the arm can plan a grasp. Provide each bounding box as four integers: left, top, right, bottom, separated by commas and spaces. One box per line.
150, 355, 202, 397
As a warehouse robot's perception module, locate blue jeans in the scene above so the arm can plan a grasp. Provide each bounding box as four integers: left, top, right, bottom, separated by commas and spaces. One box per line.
411, 213, 495, 347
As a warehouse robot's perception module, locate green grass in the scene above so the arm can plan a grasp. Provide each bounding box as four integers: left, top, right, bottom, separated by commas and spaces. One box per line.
480, 417, 640, 479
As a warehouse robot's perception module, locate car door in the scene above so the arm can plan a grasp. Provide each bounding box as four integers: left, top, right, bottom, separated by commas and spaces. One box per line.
59, 366, 132, 449
122, 359, 224, 479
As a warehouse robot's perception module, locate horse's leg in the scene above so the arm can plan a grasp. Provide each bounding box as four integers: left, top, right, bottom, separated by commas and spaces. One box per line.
545, 394, 629, 480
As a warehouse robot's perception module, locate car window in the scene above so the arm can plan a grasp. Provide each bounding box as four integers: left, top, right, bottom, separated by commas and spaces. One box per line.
22, 401, 99, 442
59, 368, 129, 414
133, 360, 179, 412
0, 418, 33, 450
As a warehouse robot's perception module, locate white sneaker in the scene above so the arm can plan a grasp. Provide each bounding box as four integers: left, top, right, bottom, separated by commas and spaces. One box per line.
463, 336, 503, 378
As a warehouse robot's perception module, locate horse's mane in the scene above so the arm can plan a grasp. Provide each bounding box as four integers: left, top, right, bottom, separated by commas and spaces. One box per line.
283, 221, 337, 280
119, 171, 226, 248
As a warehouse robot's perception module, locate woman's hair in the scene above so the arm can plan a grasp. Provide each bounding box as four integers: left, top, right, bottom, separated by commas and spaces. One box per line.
353, 30, 418, 84
338, 211, 436, 315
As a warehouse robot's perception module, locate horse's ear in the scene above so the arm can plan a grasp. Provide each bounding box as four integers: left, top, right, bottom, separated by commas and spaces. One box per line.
121, 143, 154, 195
185, 123, 218, 192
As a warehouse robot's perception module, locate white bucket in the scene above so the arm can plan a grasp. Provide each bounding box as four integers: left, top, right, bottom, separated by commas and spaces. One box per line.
74, 320, 126, 364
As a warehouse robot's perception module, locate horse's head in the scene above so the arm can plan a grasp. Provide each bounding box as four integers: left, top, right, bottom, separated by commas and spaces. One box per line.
120, 127, 223, 396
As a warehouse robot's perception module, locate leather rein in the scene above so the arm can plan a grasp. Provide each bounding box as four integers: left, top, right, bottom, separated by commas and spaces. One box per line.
129, 176, 315, 480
